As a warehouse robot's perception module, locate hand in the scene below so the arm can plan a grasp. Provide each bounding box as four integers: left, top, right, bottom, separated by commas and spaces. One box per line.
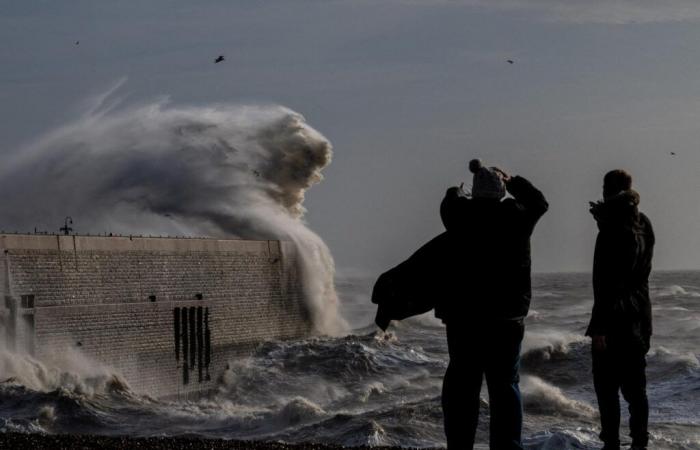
592, 335, 607, 352
446, 186, 462, 198
492, 167, 511, 183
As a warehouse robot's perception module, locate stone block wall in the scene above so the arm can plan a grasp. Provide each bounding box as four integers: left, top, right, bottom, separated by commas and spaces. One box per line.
0, 234, 311, 398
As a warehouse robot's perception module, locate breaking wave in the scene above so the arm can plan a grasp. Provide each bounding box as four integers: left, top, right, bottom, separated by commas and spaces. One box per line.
521, 376, 596, 418
0, 349, 129, 397
0, 81, 346, 335
653, 284, 700, 299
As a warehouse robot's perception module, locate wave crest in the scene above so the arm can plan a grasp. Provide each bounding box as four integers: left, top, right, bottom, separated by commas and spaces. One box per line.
0, 86, 346, 335
521, 375, 595, 418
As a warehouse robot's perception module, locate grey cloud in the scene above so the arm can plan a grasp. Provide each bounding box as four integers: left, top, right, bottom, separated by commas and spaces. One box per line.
398, 0, 700, 24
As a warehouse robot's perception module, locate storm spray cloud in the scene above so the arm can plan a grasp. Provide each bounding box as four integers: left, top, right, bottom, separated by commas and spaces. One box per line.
0, 85, 347, 335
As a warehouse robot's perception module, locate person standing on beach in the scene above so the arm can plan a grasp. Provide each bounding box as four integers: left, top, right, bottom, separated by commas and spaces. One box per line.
436, 159, 548, 450
586, 170, 655, 450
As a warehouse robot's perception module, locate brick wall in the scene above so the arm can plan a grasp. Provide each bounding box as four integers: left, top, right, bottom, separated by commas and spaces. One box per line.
0, 234, 311, 398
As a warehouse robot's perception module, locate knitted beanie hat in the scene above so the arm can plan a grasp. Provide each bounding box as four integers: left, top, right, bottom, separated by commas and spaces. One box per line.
469, 159, 506, 200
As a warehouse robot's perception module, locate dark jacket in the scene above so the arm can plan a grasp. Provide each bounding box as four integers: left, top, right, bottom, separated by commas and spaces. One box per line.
435, 176, 548, 323
372, 233, 452, 331
585, 190, 655, 348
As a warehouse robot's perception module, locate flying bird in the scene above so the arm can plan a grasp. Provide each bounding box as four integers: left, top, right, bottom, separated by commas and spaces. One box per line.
214, 55, 225, 63
75, 41, 79, 45
670, 152, 676, 156
507, 59, 514, 64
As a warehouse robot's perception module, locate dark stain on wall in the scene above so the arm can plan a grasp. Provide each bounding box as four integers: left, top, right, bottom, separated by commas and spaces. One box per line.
204, 308, 211, 381
174, 306, 212, 385
174, 307, 180, 362
197, 306, 203, 383
189, 306, 196, 370
181, 308, 189, 385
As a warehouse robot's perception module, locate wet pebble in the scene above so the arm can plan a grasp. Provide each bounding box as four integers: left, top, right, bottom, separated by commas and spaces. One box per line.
0, 432, 436, 450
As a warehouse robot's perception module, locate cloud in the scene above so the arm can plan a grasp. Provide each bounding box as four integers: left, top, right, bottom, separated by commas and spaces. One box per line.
402, 0, 700, 24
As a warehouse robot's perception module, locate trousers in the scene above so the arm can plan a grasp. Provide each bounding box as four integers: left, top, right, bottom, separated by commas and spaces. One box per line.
592, 336, 649, 448
442, 320, 524, 450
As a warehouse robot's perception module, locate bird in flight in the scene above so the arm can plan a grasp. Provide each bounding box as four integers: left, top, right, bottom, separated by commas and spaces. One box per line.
75, 41, 79, 45
670, 152, 676, 156
507, 59, 514, 64
214, 55, 225, 63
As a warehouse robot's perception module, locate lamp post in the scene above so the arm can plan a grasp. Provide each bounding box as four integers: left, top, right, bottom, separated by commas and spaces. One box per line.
60, 217, 73, 235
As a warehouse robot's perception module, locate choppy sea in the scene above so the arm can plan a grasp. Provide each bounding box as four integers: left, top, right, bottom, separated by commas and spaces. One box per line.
1, 271, 698, 449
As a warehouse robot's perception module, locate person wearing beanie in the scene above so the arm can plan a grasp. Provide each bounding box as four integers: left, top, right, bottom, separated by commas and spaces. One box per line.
586, 170, 655, 450
437, 158, 548, 450
469, 159, 506, 200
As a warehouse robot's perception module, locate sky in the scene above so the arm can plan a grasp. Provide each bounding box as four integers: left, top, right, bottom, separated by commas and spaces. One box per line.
1, 1, 700, 274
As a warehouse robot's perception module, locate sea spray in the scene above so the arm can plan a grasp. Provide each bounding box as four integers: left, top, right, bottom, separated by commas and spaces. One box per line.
520, 375, 596, 418
0, 348, 127, 396
0, 85, 347, 335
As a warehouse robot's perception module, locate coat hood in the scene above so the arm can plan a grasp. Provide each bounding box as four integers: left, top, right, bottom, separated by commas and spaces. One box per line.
590, 189, 641, 230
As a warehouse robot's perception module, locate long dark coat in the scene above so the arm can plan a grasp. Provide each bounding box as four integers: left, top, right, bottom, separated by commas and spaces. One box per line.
585, 190, 655, 349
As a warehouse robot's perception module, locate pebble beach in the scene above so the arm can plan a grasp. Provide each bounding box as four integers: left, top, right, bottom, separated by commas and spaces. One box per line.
0, 433, 430, 450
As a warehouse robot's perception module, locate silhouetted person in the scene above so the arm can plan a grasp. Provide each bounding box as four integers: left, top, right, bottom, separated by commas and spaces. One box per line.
437, 159, 548, 450
586, 169, 655, 450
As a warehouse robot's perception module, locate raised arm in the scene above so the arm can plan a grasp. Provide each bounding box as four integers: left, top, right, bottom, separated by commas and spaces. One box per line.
440, 185, 470, 232
506, 175, 549, 231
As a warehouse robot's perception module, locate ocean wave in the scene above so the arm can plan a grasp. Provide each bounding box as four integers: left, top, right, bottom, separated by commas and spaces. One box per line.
532, 291, 564, 299
212, 331, 445, 425
521, 333, 591, 386
647, 347, 700, 381
0, 382, 139, 436
358, 382, 387, 403
272, 395, 444, 447
522, 335, 700, 389
252, 332, 442, 380
523, 330, 588, 354
654, 306, 691, 312
521, 376, 596, 418
653, 284, 700, 298
2, 288, 697, 448
276, 397, 327, 427
523, 428, 601, 449
0, 416, 46, 434
0, 349, 132, 399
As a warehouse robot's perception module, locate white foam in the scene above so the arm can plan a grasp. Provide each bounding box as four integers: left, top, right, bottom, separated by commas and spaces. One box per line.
0, 83, 347, 335
654, 285, 700, 298
36, 405, 56, 428
521, 375, 595, 418
0, 348, 129, 397
522, 330, 587, 356
649, 346, 700, 369
277, 397, 326, 425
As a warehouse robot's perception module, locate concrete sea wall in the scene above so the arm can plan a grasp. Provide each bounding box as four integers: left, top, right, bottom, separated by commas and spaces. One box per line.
0, 234, 311, 398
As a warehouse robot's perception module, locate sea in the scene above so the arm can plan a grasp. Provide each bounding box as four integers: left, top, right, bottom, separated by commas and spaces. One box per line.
1, 271, 698, 449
